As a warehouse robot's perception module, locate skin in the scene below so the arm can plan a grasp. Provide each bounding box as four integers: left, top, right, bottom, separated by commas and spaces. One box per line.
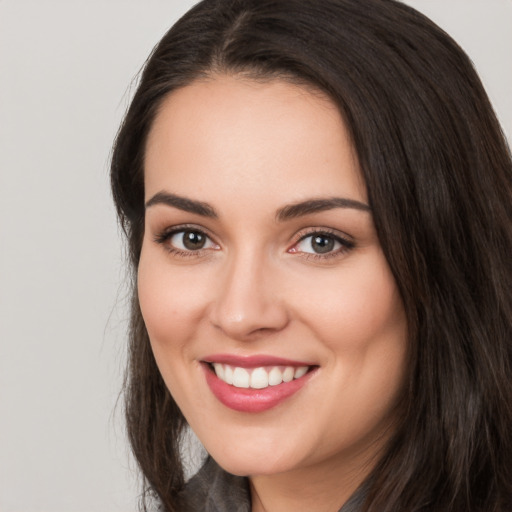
138, 75, 408, 511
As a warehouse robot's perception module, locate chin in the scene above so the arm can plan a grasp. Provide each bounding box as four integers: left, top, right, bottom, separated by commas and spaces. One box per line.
203, 438, 304, 477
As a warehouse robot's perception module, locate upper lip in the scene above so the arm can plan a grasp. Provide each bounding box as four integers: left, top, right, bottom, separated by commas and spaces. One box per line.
202, 353, 315, 368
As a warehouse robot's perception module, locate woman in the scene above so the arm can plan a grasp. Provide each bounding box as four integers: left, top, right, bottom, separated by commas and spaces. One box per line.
111, 0, 512, 510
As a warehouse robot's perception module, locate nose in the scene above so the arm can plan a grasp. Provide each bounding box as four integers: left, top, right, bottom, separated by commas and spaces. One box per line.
209, 251, 289, 341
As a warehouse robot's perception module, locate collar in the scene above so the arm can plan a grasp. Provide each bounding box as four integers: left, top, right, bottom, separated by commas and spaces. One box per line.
181, 457, 367, 512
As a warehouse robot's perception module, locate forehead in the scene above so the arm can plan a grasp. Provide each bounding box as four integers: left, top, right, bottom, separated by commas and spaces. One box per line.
144, 75, 366, 206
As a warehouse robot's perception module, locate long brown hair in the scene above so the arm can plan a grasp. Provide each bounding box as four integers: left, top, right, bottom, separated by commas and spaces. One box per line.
111, 1, 512, 510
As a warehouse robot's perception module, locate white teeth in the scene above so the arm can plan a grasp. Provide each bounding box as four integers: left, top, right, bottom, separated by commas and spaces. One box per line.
268, 367, 283, 386
212, 364, 310, 389
213, 363, 224, 381
224, 365, 234, 385
294, 366, 308, 378
282, 367, 294, 383
250, 367, 269, 389
232, 367, 250, 388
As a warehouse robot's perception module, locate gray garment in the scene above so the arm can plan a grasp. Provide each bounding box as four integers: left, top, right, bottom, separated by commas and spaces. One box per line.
180, 457, 367, 512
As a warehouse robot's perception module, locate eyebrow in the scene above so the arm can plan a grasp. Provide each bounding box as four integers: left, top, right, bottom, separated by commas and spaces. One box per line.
276, 197, 371, 221
144, 191, 370, 220
145, 191, 218, 218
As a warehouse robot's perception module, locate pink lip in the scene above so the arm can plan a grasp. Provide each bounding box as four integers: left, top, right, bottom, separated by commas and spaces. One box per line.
201, 361, 317, 413
202, 353, 314, 368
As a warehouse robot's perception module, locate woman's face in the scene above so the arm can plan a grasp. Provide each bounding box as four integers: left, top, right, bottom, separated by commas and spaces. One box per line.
138, 76, 407, 478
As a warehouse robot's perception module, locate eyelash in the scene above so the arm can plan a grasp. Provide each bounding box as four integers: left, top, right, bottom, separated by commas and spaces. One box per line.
290, 229, 355, 260
153, 224, 219, 258
153, 225, 355, 261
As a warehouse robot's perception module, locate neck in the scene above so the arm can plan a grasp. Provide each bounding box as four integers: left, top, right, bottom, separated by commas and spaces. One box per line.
249, 448, 375, 512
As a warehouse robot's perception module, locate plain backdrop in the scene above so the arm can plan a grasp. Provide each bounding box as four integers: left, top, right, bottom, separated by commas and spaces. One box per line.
0, 1, 510, 511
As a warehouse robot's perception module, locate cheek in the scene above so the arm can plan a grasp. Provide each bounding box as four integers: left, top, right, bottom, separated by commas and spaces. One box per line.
290, 253, 408, 430
137, 249, 208, 352
293, 255, 405, 354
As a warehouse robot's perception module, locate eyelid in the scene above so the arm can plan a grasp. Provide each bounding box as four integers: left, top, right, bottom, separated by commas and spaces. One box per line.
292, 226, 354, 244
153, 222, 208, 240
153, 223, 220, 255
288, 227, 355, 258
152, 223, 354, 260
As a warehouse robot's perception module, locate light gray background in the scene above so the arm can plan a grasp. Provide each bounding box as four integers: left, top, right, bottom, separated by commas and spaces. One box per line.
0, 1, 510, 511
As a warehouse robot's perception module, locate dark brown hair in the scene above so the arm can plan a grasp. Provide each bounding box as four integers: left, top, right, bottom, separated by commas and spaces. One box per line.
111, 1, 512, 510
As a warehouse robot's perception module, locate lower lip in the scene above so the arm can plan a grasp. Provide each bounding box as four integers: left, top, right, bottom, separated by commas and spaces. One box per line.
203, 364, 315, 413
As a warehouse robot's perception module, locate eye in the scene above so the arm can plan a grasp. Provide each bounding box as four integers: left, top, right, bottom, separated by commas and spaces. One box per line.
170, 230, 214, 251
154, 227, 219, 255
289, 230, 354, 257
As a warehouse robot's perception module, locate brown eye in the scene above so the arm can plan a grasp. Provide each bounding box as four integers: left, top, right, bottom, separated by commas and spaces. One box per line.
163, 228, 219, 253
182, 230, 206, 250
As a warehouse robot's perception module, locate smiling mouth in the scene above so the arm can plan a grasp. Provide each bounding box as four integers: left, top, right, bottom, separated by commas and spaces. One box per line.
202, 359, 318, 412
206, 362, 313, 389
